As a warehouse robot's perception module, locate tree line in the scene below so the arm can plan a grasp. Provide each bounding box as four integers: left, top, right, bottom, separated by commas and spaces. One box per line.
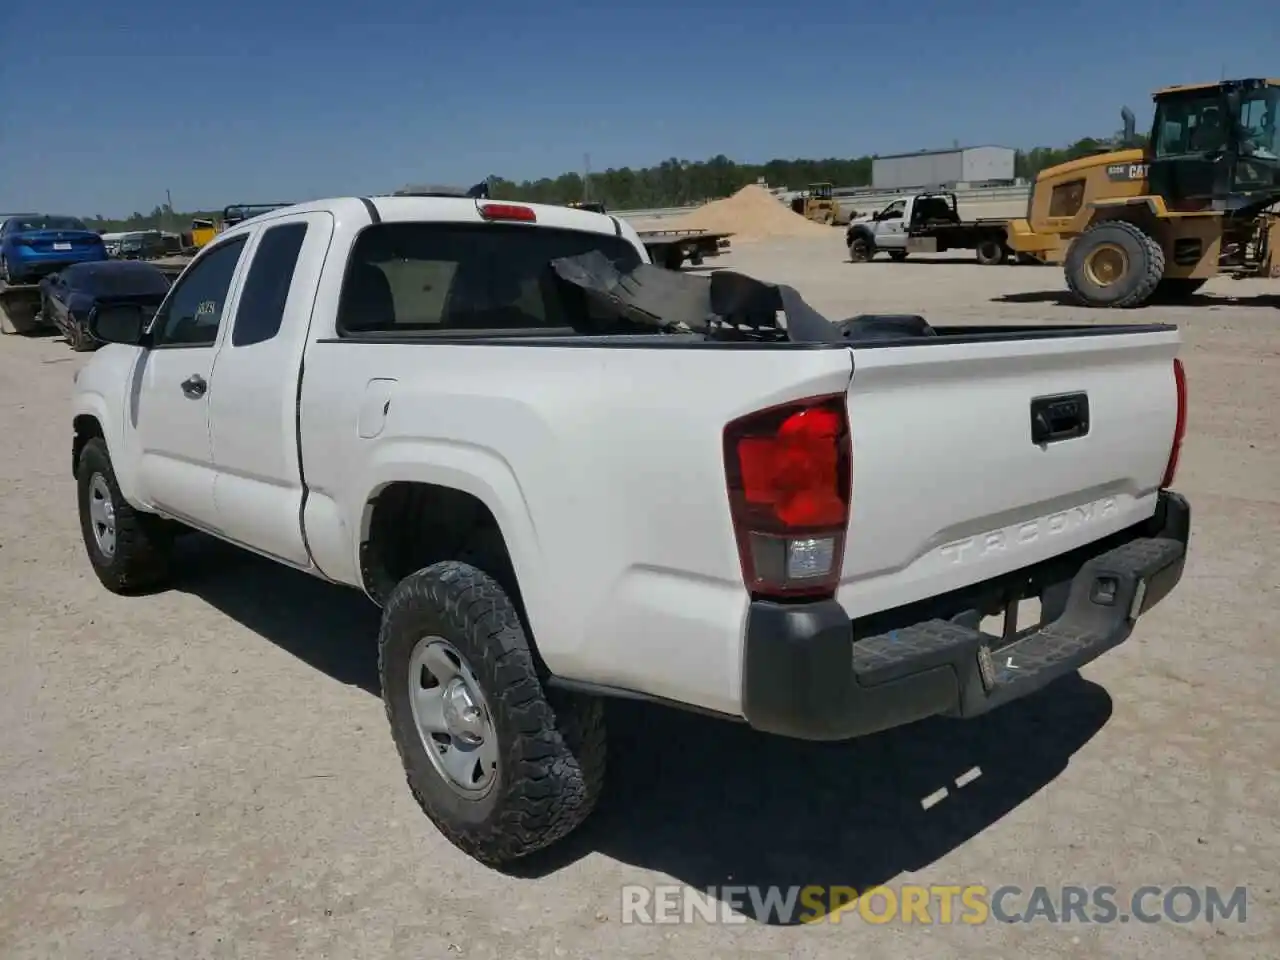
82, 133, 1141, 232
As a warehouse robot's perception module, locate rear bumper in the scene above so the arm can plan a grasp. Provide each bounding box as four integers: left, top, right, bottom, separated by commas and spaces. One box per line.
741, 490, 1190, 741
7, 250, 105, 280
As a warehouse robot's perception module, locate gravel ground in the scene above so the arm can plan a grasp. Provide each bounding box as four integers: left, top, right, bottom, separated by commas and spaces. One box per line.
2, 237, 1278, 959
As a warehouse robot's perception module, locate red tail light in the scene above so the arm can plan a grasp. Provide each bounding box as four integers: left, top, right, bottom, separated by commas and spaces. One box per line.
723, 394, 851, 599
1162, 358, 1187, 488
479, 203, 536, 223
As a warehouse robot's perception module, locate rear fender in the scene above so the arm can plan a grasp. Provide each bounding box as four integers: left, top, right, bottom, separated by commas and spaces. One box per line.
352, 440, 546, 633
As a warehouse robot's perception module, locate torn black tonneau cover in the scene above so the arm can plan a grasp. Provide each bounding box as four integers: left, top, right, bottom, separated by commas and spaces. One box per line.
548, 250, 939, 344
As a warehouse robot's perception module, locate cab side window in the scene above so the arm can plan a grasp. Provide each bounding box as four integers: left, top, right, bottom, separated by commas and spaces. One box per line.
151, 236, 247, 348
231, 222, 309, 347
879, 201, 905, 220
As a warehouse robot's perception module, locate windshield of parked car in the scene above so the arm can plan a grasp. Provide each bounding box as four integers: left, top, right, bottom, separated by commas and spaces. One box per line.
336, 221, 644, 335
9, 215, 88, 232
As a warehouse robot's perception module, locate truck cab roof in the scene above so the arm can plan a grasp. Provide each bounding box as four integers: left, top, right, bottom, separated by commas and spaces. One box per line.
215, 195, 630, 242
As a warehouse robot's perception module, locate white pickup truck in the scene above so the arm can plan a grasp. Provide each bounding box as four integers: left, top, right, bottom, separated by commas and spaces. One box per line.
70, 192, 1192, 866
846, 191, 1014, 265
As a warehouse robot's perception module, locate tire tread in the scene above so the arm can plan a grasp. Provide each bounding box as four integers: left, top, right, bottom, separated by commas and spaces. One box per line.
378, 561, 606, 865
77, 438, 171, 592
1065, 220, 1165, 308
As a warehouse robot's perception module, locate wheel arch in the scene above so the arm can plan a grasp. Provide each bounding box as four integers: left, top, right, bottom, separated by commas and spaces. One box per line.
72, 413, 106, 478
354, 453, 544, 611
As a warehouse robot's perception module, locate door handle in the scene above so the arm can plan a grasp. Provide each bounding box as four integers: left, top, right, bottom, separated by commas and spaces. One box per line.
1030, 393, 1089, 445
181, 374, 207, 399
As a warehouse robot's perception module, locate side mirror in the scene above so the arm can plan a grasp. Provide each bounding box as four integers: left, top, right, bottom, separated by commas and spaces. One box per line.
89, 304, 149, 346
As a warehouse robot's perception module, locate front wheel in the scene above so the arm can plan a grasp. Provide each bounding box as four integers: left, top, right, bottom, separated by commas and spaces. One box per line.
76, 438, 172, 592
67, 315, 97, 351
379, 561, 607, 866
848, 236, 874, 262
1064, 220, 1164, 308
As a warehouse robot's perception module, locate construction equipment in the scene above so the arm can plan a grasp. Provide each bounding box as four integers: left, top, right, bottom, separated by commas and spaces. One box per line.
790, 183, 843, 225
186, 204, 295, 250
221, 203, 294, 229
1005, 77, 1280, 307
189, 218, 217, 248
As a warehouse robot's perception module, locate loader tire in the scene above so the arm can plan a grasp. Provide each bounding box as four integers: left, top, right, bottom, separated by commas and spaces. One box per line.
1065, 220, 1165, 308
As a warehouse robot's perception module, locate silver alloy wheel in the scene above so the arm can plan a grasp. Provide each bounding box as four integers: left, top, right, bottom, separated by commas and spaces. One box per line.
408, 637, 499, 797
87, 473, 117, 557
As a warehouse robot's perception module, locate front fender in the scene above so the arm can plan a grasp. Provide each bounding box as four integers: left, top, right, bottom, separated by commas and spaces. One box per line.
71, 346, 146, 508
846, 224, 877, 252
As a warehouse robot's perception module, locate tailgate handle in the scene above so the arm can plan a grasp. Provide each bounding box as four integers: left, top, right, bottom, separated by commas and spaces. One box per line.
1031, 393, 1089, 445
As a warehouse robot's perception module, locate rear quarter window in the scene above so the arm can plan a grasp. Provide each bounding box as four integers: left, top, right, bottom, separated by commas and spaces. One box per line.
231, 222, 309, 346
336, 222, 643, 336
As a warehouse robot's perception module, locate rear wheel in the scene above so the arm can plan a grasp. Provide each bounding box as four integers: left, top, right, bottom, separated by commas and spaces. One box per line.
975, 239, 1008, 265
379, 561, 606, 865
1064, 220, 1164, 308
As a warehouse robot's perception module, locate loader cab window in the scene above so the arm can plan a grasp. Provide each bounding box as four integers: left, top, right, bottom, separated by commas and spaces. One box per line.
1153, 94, 1229, 157
1238, 89, 1279, 160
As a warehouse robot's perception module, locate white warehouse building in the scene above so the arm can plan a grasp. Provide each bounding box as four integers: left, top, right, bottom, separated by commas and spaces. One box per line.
871, 146, 1016, 191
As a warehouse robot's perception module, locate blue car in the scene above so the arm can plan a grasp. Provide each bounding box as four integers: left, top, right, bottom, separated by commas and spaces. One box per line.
0, 214, 107, 285
39, 260, 172, 351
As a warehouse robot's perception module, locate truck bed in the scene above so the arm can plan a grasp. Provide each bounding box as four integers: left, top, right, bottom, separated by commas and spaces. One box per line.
913, 219, 1008, 238
635, 228, 733, 240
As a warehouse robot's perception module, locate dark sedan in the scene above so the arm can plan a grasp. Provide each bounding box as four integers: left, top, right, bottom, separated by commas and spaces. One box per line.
40, 261, 171, 351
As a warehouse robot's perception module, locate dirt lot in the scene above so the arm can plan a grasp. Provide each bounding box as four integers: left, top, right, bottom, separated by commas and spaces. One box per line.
2, 236, 1278, 959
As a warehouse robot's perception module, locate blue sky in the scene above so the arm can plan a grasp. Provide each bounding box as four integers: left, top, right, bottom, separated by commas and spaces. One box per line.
0, 0, 1274, 217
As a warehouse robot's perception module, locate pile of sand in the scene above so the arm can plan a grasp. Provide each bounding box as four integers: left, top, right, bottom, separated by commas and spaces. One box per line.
659, 184, 833, 241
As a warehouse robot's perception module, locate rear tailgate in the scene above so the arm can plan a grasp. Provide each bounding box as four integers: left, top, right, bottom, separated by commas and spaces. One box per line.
837, 328, 1181, 616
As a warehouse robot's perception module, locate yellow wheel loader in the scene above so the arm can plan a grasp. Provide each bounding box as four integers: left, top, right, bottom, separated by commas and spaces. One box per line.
1005, 78, 1279, 307
791, 183, 842, 225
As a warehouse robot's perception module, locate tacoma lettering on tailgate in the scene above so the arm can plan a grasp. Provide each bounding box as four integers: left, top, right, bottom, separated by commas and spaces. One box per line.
939, 497, 1119, 565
